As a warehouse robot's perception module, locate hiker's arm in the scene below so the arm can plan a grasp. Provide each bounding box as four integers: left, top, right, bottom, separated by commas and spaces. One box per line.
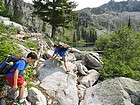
13, 70, 19, 90
49, 53, 58, 60
49, 53, 55, 60
53, 53, 58, 59
49, 47, 59, 60
21, 71, 26, 78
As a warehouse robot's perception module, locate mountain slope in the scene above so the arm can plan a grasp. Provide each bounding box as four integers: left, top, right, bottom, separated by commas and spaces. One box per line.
90, 0, 140, 15
76, 0, 140, 35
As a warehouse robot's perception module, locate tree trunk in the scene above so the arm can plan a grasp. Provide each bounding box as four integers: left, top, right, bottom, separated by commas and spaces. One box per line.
5, 0, 11, 8
51, 26, 56, 40
13, 0, 18, 16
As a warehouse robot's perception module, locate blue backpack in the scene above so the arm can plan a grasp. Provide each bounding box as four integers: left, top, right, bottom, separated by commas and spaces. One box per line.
0, 54, 19, 74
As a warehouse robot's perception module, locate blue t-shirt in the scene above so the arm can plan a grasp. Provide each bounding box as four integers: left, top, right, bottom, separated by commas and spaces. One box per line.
6, 59, 27, 77
54, 47, 66, 56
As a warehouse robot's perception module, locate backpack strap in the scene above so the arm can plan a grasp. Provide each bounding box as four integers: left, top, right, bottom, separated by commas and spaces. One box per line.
9, 59, 27, 73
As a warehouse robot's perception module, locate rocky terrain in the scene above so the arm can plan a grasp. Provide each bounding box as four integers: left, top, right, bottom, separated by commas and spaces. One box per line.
0, 24, 139, 104
0, 0, 140, 104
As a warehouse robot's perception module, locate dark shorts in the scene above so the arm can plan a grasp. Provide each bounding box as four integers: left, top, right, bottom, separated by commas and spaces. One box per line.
62, 55, 66, 62
5, 75, 24, 86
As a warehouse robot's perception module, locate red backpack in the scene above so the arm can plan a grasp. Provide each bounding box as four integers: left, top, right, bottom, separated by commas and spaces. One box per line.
57, 44, 69, 51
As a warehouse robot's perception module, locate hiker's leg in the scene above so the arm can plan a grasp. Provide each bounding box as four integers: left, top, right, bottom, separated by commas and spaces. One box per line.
19, 81, 27, 100
17, 76, 26, 100
64, 61, 67, 70
62, 55, 67, 70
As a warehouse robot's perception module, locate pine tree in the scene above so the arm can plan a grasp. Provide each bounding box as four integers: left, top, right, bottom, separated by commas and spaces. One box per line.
128, 16, 131, 29
42, 22, 46, 32
0, 0, 6, 13
73, 31, 76, 42
33, 0, 77, 39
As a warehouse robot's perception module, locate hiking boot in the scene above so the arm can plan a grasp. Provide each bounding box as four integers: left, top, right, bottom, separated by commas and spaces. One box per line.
11, 98, 19, 105
11, 102, 18, 105
18, 100, 28, 105
65, 70, 70, 74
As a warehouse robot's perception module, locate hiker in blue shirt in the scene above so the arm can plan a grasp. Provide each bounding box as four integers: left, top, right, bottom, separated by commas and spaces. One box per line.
6, 52, 37, 105
6, 60, 27, 78
49, 44, 69, 73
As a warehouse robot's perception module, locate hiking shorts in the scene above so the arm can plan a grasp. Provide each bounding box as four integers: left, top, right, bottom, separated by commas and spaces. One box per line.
62, 55, 66, 62
5, 75, 24, 86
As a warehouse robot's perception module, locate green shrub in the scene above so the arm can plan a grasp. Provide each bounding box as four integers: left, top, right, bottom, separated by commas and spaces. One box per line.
23, 41, 38, 52
0, 36, 21, 61
24, 67, 34, 82
95, 27, 140, 81
0, 21, 19, 35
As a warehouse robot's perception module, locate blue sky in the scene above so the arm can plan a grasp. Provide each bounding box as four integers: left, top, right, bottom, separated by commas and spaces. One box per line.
23, 0, 127, 10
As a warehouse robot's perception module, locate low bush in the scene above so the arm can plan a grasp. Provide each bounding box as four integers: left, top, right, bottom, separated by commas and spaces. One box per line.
95, 27, 140, 80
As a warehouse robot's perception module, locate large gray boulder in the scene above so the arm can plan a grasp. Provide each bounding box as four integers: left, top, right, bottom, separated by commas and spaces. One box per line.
0, 16, 25, 31
83, 53, 103, 70
80, 77, 140, 105
37, 60, 79, 105
0, 99, 6, 105
28, 87, 47, 105
79, 70, 100, 88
